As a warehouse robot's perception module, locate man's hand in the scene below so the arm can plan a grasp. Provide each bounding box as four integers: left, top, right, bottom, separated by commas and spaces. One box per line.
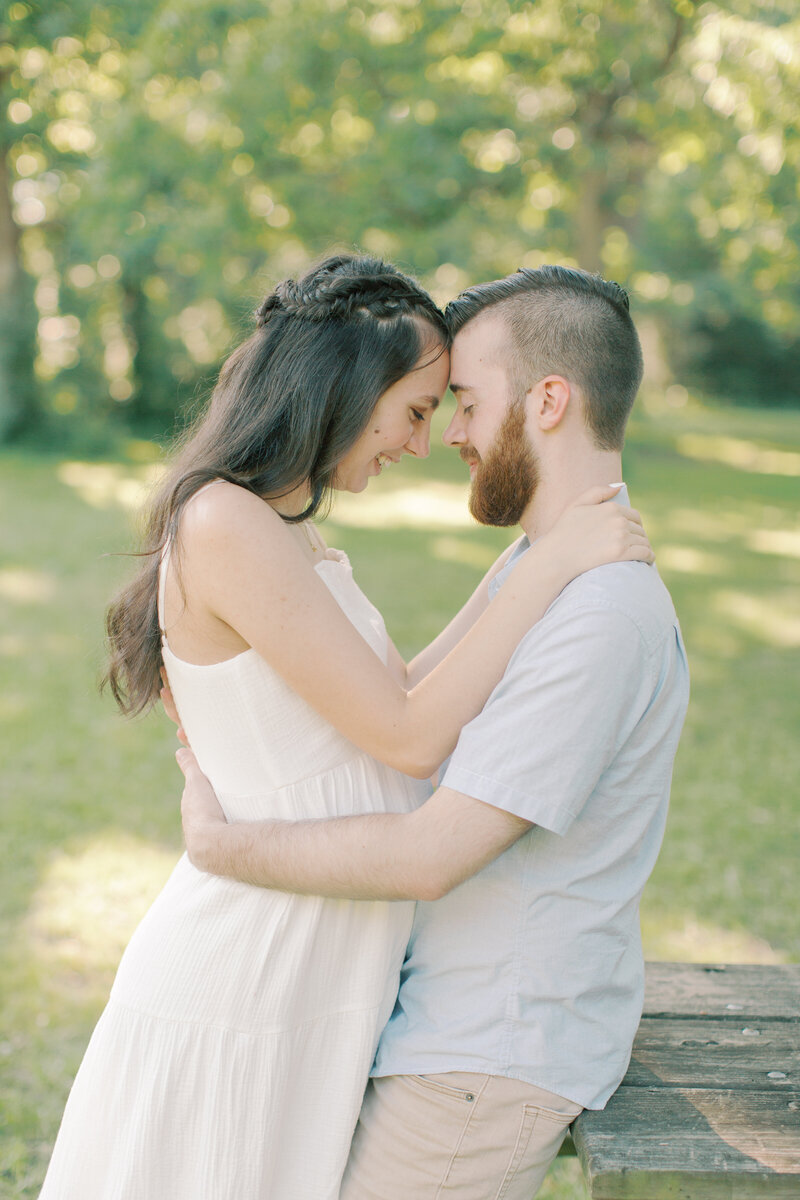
173, 746, 529, 898
159, 667, 188, 745
176, 747, 228, 870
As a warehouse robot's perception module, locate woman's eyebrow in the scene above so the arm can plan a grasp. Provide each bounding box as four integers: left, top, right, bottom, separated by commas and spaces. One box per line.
417, 394, 440, 409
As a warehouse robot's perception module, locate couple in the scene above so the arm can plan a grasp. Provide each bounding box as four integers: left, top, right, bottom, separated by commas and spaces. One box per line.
41, 255, 689, 1200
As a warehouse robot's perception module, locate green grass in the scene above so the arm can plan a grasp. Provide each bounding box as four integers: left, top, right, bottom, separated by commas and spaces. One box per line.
1, 397, 798, 1198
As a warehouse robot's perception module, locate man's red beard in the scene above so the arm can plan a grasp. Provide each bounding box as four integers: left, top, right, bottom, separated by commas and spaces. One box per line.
461, 402, 540, 527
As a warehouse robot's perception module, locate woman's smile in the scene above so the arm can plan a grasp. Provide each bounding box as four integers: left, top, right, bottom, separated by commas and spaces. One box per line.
336, 347, 450, 492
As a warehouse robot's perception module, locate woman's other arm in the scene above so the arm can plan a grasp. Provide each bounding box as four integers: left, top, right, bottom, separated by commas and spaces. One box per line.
402, 536, 524, 688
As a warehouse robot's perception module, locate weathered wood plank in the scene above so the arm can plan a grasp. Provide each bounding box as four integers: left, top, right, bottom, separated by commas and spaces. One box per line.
625, 1017, 800, 1091
644, 963, 800, 1021
572, 1087, 800, 1199
568, 966, 800, 1197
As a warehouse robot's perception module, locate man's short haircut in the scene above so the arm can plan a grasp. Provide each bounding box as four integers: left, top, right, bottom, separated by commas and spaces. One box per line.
445, 265, 644, 451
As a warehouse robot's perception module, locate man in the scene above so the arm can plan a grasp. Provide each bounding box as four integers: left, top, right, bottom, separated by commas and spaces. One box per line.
175, 266, 689, 1198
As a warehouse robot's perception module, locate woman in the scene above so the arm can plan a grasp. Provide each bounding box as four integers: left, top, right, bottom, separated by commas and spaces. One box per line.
40, 254, 651, 1200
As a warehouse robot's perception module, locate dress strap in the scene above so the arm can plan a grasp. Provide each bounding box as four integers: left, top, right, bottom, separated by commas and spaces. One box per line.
157, 537, 172, 640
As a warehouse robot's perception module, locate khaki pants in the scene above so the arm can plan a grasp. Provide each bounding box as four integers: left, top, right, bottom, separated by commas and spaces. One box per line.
340, 1072, 583, 1200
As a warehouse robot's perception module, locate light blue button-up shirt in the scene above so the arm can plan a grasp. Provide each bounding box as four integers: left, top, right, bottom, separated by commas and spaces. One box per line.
373, 505, 690, 1109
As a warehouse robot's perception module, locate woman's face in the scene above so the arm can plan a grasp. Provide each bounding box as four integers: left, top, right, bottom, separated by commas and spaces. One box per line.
334, 346, 450, 493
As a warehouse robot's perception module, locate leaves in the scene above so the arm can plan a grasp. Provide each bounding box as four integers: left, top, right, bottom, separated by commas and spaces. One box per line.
3, 0, 799, 442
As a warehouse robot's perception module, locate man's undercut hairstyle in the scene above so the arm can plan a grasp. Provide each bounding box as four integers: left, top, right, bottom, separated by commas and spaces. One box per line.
445, 265, 643, 452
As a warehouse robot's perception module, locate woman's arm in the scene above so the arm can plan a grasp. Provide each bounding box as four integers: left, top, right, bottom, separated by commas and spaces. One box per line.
403, 536, 524, 688
178, 482, 649, 778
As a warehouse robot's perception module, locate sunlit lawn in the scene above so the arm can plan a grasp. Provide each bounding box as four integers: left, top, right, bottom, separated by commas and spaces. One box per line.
1, 397, 799, 1197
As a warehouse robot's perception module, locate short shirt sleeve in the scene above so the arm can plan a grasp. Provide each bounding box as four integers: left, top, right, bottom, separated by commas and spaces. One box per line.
442, 598, 655, 835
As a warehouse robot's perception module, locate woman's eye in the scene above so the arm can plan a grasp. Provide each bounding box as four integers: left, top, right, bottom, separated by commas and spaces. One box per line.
411, 409, 425, 422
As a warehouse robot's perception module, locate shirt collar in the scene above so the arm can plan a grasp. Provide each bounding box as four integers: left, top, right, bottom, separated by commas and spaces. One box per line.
488, 485, 630, 600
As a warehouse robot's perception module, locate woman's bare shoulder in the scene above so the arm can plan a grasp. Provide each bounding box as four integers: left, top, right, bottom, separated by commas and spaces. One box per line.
178, 480, 285, 549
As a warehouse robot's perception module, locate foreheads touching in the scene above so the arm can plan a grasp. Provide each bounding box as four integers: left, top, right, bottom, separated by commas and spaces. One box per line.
445, 265, 644, 452
205, 253, 449, 521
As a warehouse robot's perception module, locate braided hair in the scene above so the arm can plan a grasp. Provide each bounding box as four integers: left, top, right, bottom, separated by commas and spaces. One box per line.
255, 254, 446, 326
105, 253, 449, 715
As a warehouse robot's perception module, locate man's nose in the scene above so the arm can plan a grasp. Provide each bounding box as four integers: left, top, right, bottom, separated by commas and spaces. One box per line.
442, 415, 466, 446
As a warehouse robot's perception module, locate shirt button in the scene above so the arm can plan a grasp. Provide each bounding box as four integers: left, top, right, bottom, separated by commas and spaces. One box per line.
465, 1093, 475, 1102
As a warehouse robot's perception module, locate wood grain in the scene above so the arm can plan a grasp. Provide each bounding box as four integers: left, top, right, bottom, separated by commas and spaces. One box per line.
573, 1088, 800, 1197
627, 1017, 800, 1091
567, 963, 800, 1197
643, 963, 800, 1021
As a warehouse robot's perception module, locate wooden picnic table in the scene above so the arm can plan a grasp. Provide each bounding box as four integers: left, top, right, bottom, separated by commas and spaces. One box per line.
564, 961, 800, 1198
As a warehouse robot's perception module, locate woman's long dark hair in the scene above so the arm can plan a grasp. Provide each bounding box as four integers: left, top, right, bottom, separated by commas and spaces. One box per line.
105, 253, 449, 716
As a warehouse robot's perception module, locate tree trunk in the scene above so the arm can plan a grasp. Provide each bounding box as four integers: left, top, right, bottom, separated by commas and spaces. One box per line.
0, 104, 38, 441
576, 167, 607, 275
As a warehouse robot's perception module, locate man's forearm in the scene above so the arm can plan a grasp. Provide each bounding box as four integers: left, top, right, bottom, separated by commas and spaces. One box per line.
181, 755, 529, 903
190, 810, 439, 902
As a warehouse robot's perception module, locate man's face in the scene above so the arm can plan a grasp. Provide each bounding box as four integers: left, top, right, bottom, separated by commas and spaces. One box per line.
443, 313, 540, 527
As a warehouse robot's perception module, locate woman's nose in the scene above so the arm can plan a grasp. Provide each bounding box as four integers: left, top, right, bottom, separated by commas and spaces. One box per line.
407, 422, 431, 459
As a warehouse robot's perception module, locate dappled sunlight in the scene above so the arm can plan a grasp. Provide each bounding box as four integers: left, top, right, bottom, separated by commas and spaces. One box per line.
25, 832, 179, 981
713, 589, 800, 648
684, 622, 745, 664
331, 481, 474, 530
41, 632, 82, 656
0, 634, 26, 656
0, 567, 56, 603
747, 528, 800, 559
57, 461, 165, 512
0, 692, 29, 720
675, 433, 800, 477
431, 536, 497, 571
685, 1091, 798, 1174
641, 912, 787, 965
657, 544, 727, 576
666, 506, 751, 542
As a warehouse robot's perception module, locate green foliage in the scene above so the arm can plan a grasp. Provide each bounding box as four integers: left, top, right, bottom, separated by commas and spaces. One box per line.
1, 0, 799, 445
686, 304, 800, 406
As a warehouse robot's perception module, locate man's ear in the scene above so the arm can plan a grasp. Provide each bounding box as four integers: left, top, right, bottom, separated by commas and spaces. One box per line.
529, 375, 571, 431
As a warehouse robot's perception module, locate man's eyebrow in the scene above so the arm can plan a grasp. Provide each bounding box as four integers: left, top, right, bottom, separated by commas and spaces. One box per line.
449, 382, 473, 396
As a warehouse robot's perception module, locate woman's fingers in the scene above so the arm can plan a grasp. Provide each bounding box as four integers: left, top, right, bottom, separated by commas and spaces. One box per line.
573, 483, 624, 506
606, 504, 642, 527
625, 536, 655, 563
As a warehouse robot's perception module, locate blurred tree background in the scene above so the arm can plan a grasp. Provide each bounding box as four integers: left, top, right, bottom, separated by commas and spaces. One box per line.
2, 0, 799, 450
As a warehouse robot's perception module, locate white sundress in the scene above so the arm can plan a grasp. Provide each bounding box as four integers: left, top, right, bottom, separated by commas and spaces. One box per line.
39, 546, 428, 1199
